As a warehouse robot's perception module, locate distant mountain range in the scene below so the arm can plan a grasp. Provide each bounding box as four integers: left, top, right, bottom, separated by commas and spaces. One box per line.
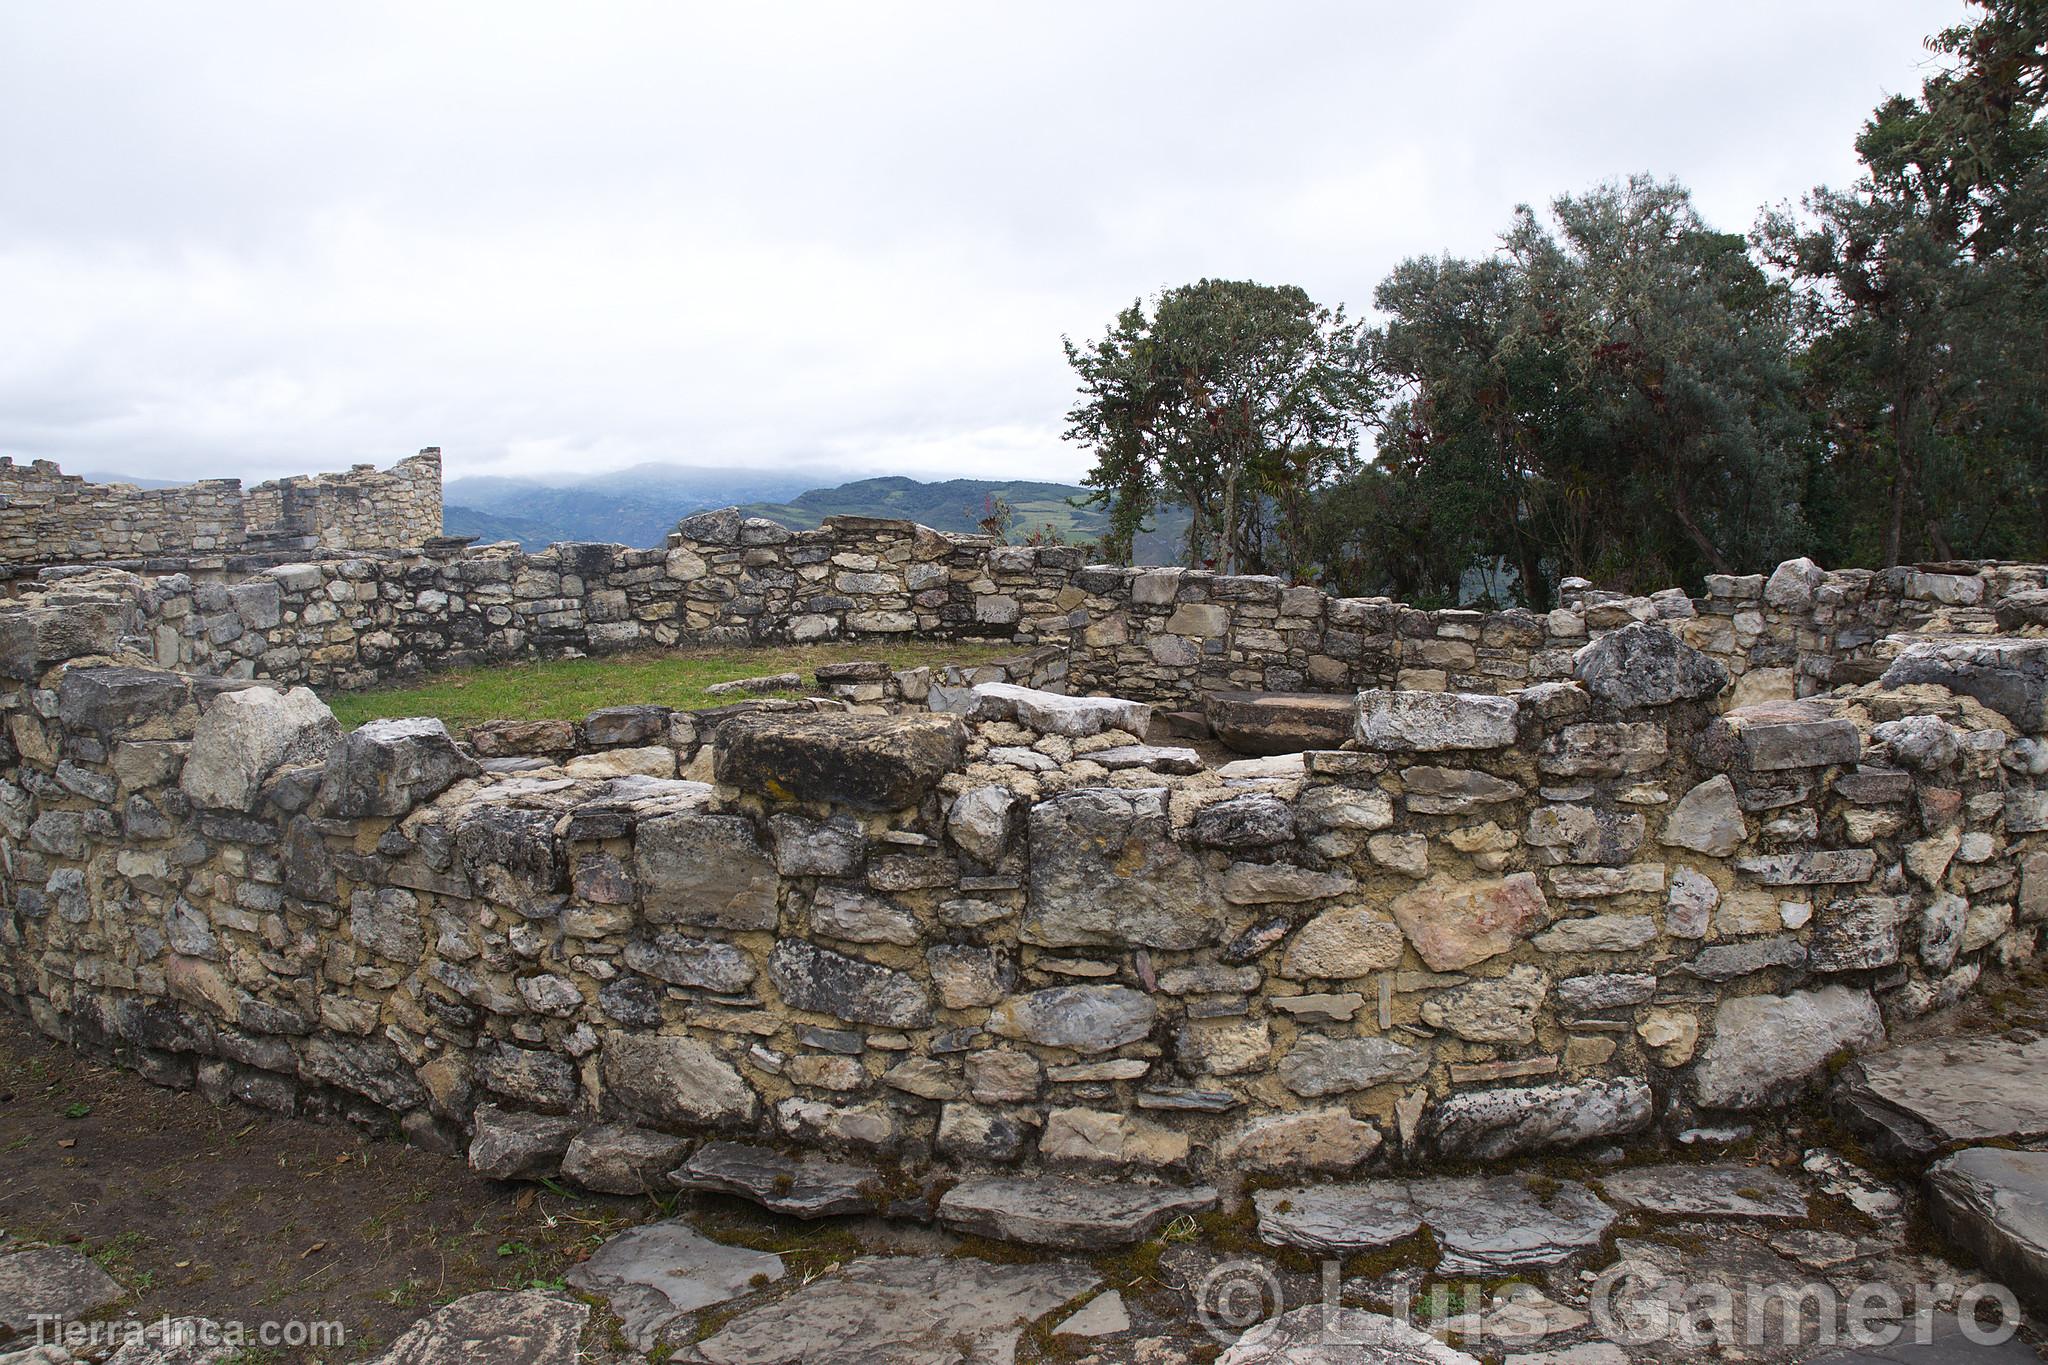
444, 467, 1192, 563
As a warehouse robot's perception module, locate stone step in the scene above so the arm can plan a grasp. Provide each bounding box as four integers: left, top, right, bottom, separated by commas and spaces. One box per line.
1832, 1033, 2048, 1162
1926, 1147, 2048, 1313
936, 1174, 1218, 1248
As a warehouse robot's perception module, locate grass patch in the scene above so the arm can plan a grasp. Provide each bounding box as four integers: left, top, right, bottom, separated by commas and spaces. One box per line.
323, 642, 1028, 730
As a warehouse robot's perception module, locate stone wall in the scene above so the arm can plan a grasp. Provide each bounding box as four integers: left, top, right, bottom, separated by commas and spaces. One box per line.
9, 500, 2043, 710
0, 450, 443, 568
0, 617, 2040, 1200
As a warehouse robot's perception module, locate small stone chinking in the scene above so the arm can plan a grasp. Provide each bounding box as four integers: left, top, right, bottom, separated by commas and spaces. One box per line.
0, 543, 2045, 1242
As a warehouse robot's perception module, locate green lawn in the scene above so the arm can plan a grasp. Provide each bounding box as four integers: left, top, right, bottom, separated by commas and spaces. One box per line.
323, 642, 1027, 730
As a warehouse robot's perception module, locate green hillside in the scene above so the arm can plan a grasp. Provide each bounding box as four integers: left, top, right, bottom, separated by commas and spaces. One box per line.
738, 476, 1191, 562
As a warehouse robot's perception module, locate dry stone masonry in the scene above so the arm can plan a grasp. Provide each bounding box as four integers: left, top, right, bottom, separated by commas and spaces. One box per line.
1, 552, 2045, 1233
0, 449, 442, 567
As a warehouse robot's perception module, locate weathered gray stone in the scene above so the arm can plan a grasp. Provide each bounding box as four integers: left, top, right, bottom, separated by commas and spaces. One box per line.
1525, 805, 1643, 865
1735, 849, 1877, 885
1872, 714, 1963, 771
1597, 1164, 1807, 1218
938, 1176, 1218, 1247
1400, 766, 1522, 815
972, 682, 1151, 737
1881, 637, 2048, 731
1661, 775, 1746, 857
767, 940, 932, 1028
1279, 1034, 1430, 1096
697, 1255, 1101, 1365
319, 716, 477, 818
477, 1041, 579, 1112
0, 1246, 123, 1337
674, 1141, 882, 1218
365, 1290, 587, 1365
1572, 622, 1728, 708
1682, 936, 1807, 981
1390, 873, 1548, 971
768, 813, 865, 877
1764, 556, 1823, 608
1356, 690, 1518, 751
635, 811, 778, 930
947, 785, 1018, 863
1720, 701, 1862, 771
601, 1030, 758, 1126
1218, 1306, 1480, 1365
560, 1123, 691, 1195
1192, 794, 1297, 848
926, 943, 1014, 1010
180, 685, 338, 811
1693, 985, 1884, 1109
1927, 1147, 2048, 1311
1555, 972, 1657, 1013
1808, 894, 1909, 971
1221, 860, 1356, 904
1204, 690, 1356, 756
1835, 1034, 2048, 1159
1023, 788, 1224, 948
623, 930, 757, 993
987, 985, 1155, 1054
1430, 1077, 1652, 1159
468, 1105, 581, 1180
565, 1220, 782, 1350
57, 665, 191, 739
1538, 722, 1667, 778
1256, 1173, 1616, 1273
716, 712, 966, 810
809, 886, 919, 946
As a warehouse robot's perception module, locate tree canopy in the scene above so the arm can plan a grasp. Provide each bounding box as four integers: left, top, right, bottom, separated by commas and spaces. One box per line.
1062, 1, 2048, 604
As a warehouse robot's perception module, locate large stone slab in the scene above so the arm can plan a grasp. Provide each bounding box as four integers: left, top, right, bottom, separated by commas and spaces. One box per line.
320, 716, 478, 818
564, 1220, 783, 1350
366, 1290, 587, 1365
1572, 622, 1728, 708
1219, 1305, 1480, 1365
986, 984, 1155, 1053
600, 1031, 758, 1126
1693, 985, 1884, 1110
768, 940, 933, 1029
1256, 1174, 1616, 1273
1022, 788, 1224, 949
1927, 1147, 2048, 1311
969, 682, 1151, 737
180, 685, 338, 811
1429, 1077, 1651, 1159
635, 811, 779, 930
673, 1141, 882, 1218
938, 1176, 1218, 1247
1356, 691, 1519, 751
1834, 1033, 2048, 1160
1596, 1164, 1807, 1219
1204, 691, 1355, 756
715, 713, 966, 810
1881, 637, 2048, 731
696, 1255, 1100, 1365
0, 1246, 123, 1337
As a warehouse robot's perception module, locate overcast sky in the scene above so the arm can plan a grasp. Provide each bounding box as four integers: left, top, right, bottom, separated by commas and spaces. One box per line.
0, 2, 1970, 488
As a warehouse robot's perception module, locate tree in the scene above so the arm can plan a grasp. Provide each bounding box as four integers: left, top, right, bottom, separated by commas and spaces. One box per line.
1332, 177, 1807, 607
1062, 280, 1377, 576
1756, 0, 2048, 567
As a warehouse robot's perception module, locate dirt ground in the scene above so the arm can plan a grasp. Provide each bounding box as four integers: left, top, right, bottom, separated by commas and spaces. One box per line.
0, 1010, 660, 1360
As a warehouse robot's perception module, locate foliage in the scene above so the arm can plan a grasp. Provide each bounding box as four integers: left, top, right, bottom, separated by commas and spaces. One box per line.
1071, 3, 2047, 602
1063, 279, 1377, 576
1755, 0, 2048, 568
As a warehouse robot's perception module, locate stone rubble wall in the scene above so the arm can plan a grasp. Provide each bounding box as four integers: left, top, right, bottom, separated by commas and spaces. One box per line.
7, 500, 2044, 711
0, 621, 2040, 1193
0, 450, 443, 568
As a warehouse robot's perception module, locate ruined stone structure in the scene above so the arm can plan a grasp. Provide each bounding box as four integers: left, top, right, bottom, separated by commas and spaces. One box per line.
0, 536, 2044, 1219
0, 449, 443, 567
6, 501, 2040, 709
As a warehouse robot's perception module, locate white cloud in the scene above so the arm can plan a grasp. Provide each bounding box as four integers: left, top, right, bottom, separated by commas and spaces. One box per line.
0, 0, 1970, 486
